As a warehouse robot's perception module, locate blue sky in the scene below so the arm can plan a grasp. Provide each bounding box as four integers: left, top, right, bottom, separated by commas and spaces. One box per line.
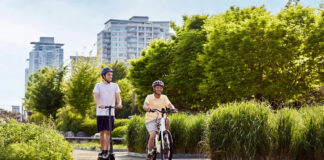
0, 0, 322, 111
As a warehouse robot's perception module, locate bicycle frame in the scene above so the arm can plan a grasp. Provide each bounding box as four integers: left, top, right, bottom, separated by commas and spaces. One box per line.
151, 108, 172, 153
156, 116, 166, 153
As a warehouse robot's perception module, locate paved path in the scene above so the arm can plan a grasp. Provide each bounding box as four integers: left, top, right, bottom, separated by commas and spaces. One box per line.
73, 149, 210, 160
73, 149, 142, 160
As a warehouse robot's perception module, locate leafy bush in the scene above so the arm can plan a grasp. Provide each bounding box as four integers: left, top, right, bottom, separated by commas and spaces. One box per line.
115, 119, 130, 128
56, 104, 132, 136
112, 126, 127, 138
125, 113, 207, 154
80, 116, 97, 136
125, 116, 148, 153
56, 105, 83, 134
0, 119, 73, 159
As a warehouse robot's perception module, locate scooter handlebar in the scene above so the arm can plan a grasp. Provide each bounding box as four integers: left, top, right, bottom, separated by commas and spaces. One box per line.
98, 106, 116, 109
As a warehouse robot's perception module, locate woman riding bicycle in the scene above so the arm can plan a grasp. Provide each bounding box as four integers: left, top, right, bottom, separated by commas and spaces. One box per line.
143, 80, 178, 160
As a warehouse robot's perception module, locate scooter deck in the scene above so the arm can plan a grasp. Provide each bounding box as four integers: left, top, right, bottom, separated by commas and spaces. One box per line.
98, 153, 115, 160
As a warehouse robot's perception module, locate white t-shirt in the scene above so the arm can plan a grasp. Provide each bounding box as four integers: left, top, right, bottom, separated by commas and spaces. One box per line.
93, 82, 121, 116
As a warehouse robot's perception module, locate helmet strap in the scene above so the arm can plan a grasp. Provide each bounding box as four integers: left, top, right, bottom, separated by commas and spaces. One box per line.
102, 75, 111, 83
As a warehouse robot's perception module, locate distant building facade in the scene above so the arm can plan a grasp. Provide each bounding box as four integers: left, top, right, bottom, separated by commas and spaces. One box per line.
97, 16, 171, 63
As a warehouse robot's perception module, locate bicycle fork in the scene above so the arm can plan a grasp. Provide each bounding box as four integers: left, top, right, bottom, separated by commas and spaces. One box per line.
155, 117, 166, 153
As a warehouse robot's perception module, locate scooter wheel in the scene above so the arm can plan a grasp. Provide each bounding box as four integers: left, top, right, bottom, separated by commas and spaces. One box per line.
109, 154, 115, 160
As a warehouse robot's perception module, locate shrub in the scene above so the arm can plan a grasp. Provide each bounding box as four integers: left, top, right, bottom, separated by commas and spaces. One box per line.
56, 105, 83, 134
0, 119, 73, 159
206, 101, 272, 159
185, 113, 207, 153
294, 106, 324, 159
115, 119, 130, 128
272, 108, 303, 159
80, 117, 97, 136
125, 113, 207, 154
112, 126, 127, 138
126, 115, 148, 152
169, 113, 189, 153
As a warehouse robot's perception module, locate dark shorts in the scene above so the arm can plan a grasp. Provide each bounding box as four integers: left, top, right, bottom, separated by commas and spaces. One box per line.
97, 116, 115, 132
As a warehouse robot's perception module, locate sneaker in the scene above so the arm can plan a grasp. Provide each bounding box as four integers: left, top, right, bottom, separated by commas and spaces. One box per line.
146, 153, 153, 160
98, 150, 104, 158
102, 151, 109, 159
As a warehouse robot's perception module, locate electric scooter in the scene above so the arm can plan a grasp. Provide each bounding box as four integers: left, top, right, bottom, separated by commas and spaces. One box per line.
98, 106, 116, 160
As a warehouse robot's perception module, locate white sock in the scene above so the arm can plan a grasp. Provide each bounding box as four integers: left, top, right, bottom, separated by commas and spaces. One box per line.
148, 150, 153, 154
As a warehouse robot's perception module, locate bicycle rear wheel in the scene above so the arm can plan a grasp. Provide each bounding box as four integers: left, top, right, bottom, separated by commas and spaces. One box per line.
160, 130, 173, 160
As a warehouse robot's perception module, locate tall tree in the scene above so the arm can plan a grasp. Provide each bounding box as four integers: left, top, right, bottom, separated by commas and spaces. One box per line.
23, 66, 66, 118
115, 78, 133, 118
128, 40, 172, 111
201, 6, 322, 108
65, 58, 100, 117
167, 15, 209, 110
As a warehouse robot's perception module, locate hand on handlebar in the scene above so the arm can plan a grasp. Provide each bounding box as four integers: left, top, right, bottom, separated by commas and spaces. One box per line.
98, 106, 116, 109
146, 108, 153, 112
147, 108, 178, 113
171, 108, 178, 113
116, 104, 122, 110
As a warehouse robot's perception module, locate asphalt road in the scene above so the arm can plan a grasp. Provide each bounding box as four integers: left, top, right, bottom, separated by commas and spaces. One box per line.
73, 149, 210, 160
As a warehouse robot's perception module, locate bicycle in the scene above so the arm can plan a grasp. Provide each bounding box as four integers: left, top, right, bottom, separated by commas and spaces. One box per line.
98, 106, 115, 160
148, 108, 176, 160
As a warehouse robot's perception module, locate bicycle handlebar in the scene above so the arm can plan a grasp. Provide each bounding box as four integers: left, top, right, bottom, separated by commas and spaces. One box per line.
148, 108, 177, 114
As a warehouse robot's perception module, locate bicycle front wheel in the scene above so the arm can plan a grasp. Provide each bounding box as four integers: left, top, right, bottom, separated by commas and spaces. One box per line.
160, 130, 173, 160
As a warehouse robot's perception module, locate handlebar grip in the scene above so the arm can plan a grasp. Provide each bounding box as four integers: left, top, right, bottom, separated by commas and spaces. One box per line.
98, 106, 116, 109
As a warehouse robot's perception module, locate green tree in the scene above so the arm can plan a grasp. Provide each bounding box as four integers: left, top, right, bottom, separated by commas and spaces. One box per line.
201, 6, 323, 108
115, 78, 133, 118
128, 40, 173, 111
167, 15, 209, 110
23, 66, 66, 118
65, 58, 100, 117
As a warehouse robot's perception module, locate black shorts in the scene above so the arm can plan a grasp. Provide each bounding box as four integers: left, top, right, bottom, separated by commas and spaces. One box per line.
97, 116, 115, 132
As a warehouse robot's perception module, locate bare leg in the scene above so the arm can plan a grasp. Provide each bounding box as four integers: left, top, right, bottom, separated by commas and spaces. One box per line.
105, 130, 111, 150
100, 131, 108, 150
148, 131, 157, 151
166, 117, 170, 131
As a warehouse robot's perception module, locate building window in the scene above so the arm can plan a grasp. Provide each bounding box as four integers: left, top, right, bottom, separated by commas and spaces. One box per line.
112, 28, 120, 31
119, 32, 126, 36
128, 27, 136, 32
146, 33, 152, 37
146, 27, 152, 31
